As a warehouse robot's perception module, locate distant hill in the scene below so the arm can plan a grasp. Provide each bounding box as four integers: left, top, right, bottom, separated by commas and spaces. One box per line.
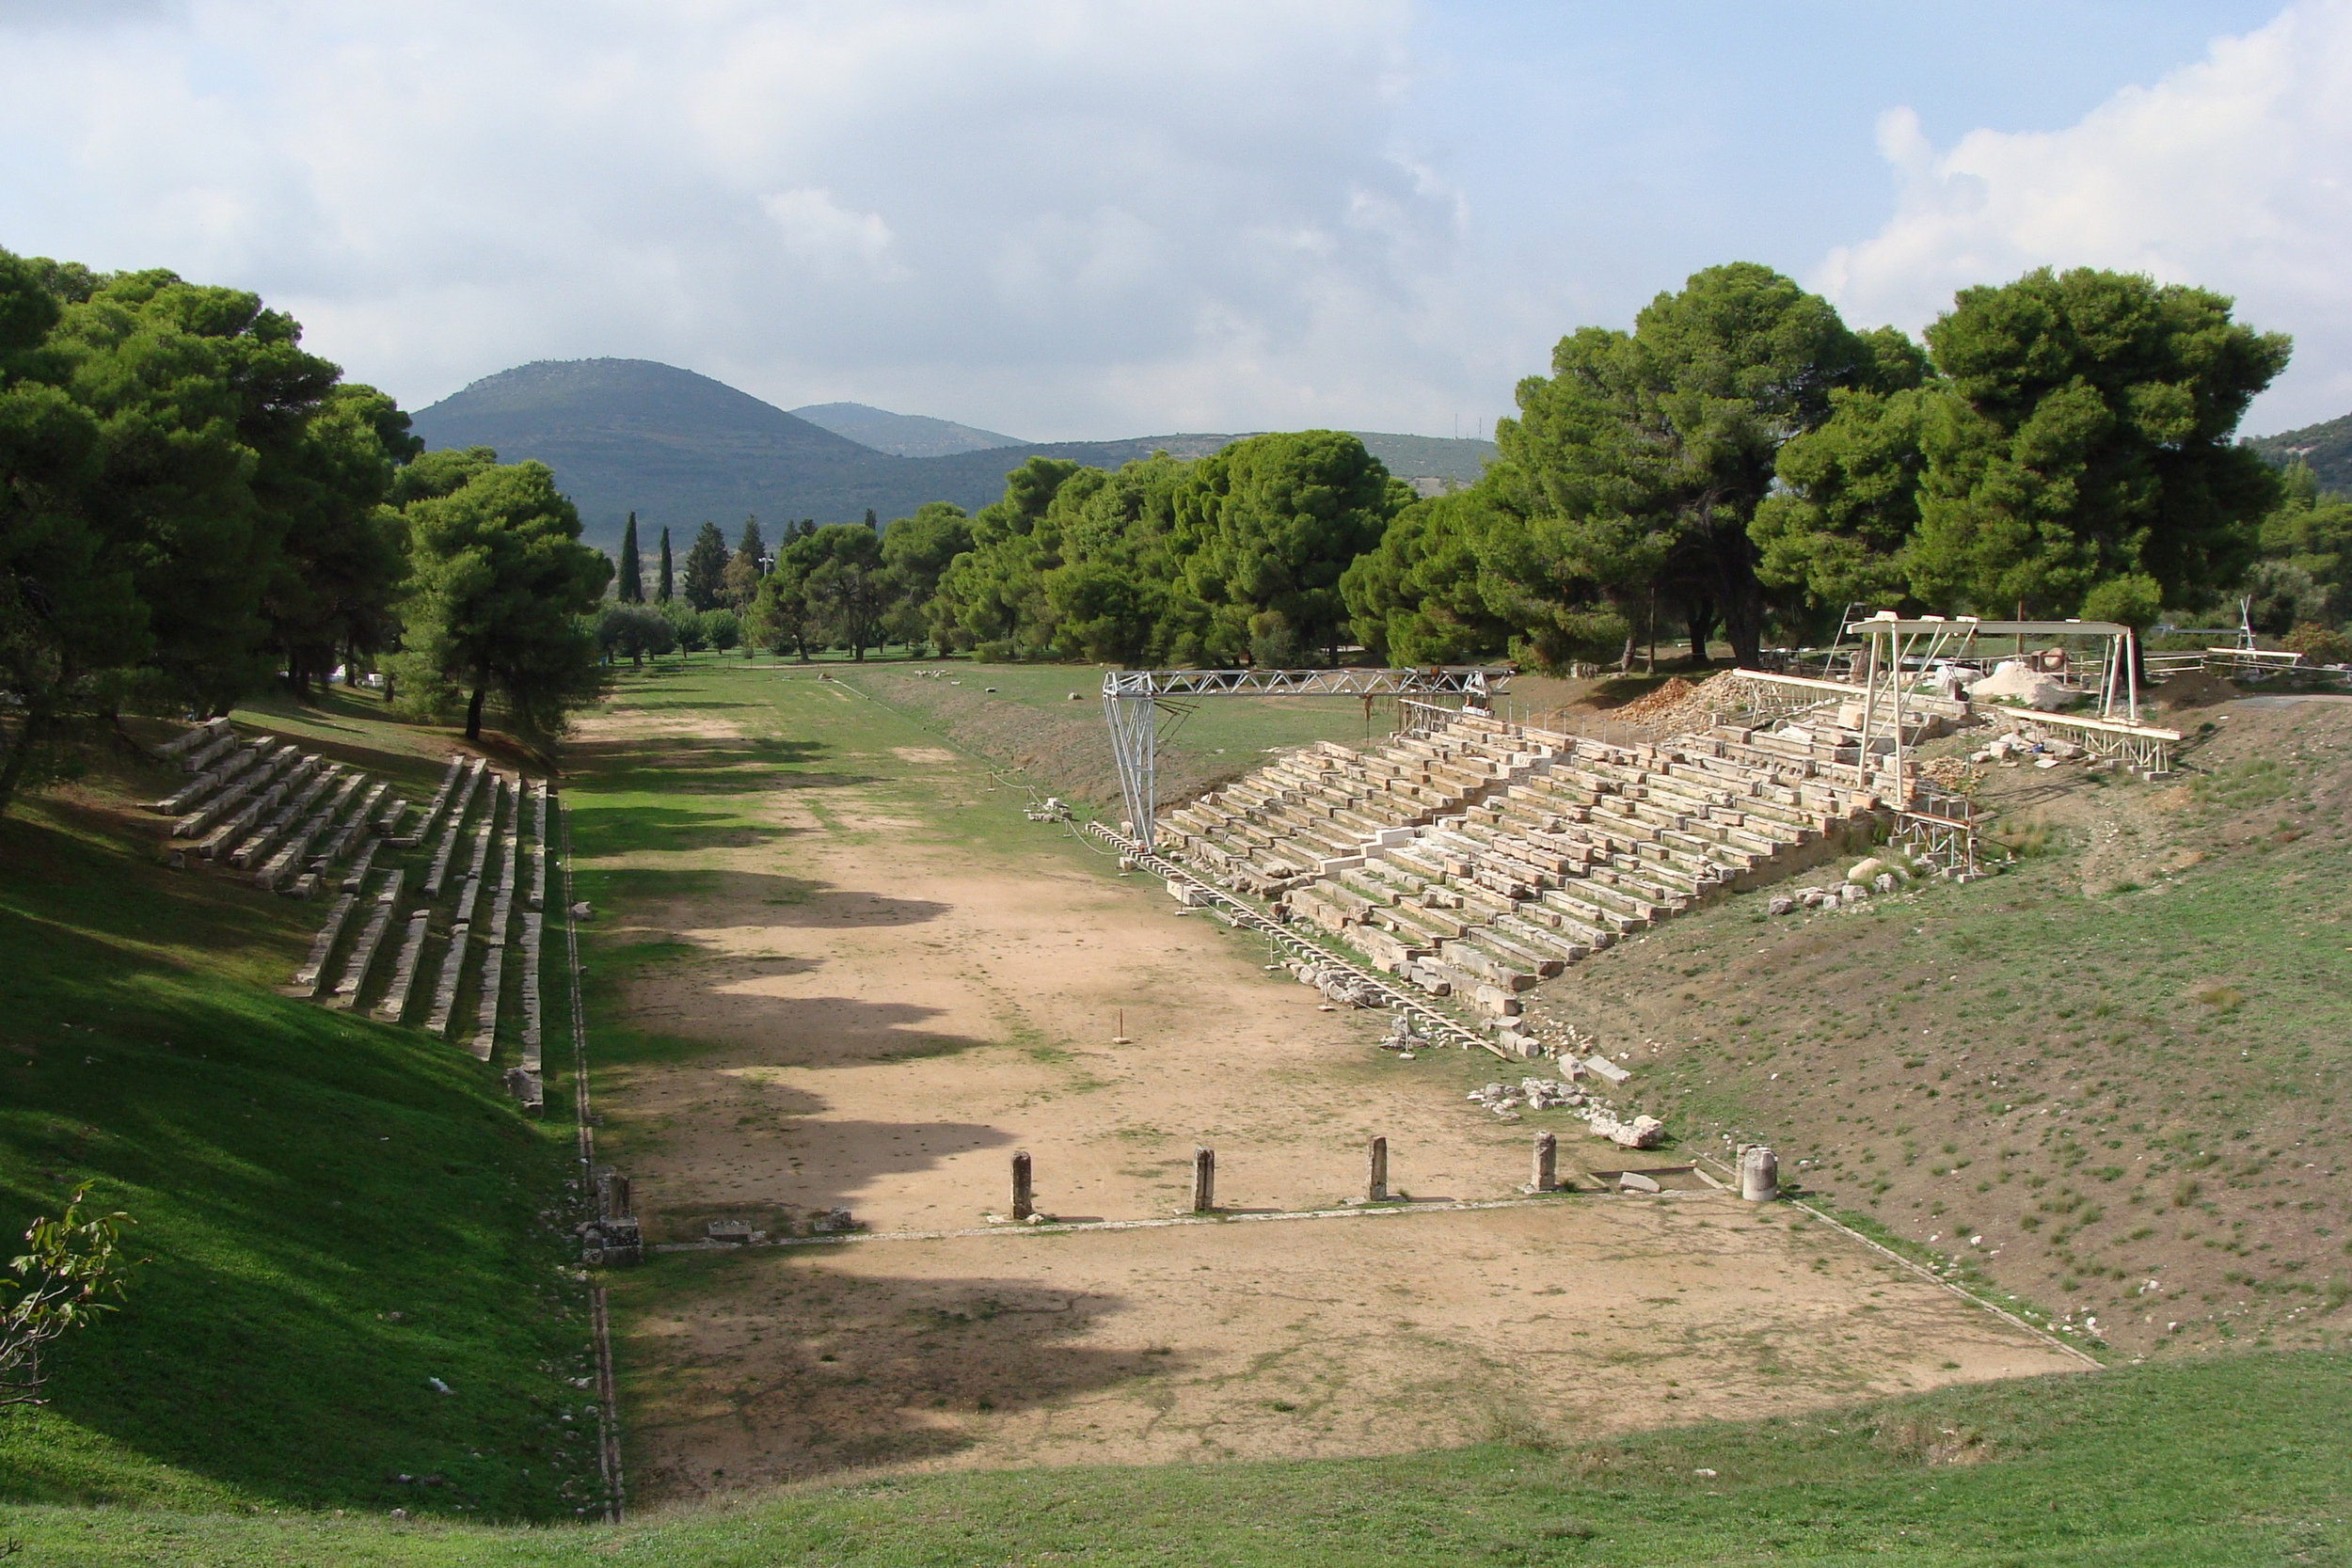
409, 358, 1497, 552
2247, 412, 2352, 496
790, 402, 1024, 457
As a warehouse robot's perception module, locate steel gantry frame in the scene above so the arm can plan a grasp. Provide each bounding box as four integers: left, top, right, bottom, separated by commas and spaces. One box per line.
1842, 613, 2150, 807
1102, 667, 1508, 849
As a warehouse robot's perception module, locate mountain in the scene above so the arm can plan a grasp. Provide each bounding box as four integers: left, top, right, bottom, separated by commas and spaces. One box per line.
408, 358, 1497, 552
2247, 412, 2352, 496
789, 402, 1024, 457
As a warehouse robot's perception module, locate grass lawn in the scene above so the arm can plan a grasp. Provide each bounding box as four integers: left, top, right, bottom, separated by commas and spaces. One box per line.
1, 1350, 2344, 1562
0, 726, 597, 1524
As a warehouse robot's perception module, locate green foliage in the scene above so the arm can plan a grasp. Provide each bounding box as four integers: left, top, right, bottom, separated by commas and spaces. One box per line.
1753, 384, 1932, 619
1340, 485, 1626, 670
720, 516, 764, 610
2256, 463, 2351, 625
615, 513, 644, 604
0, 246, 418, 814
660, 594, 707, 655
387, 452, 612, 740
594, 603, 674, 668
0, 1185, 137, 1408
801, 522, 890, 659
656, 524, 674, 603
1171, 430, 1402, 664
2284, 621, 2352, 664
679, 521, 728, 612
1501, 263, 1883, 666
1909, 267, 2289, 617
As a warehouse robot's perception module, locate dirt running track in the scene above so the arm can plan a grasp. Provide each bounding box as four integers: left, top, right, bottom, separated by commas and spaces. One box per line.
572, 673, 2083, 1500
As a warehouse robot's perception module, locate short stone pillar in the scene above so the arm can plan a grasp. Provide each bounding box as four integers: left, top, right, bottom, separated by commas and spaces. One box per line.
606, 1171, 632, 1220
1529, 1132, 1557, 1193
1010, 1150, 1034, 1220
1738, 1144, 1779, 1203
1192, 1146, 1216, 1212
1365, 1135, 1389, 1202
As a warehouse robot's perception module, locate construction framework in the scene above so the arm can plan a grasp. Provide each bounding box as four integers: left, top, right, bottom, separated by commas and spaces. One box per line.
1103, 667, 1506, 850
1843, 613, 2159, 801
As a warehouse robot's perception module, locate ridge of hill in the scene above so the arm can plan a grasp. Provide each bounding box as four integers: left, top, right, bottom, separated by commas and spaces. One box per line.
2247, 410, 2352, 495
409, 359, 1495, 551
788, 401, 1023, 457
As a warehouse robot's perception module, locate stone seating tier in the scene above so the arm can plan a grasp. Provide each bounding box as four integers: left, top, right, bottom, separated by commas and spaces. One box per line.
1187, 713, 1888, 1006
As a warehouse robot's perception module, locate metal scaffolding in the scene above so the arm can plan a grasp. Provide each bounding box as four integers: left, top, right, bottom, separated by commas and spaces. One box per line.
1102, 667, 1507, 848
1842, 613, 2146, 809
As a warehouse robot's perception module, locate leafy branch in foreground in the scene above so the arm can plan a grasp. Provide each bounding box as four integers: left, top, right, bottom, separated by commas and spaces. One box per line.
0, 1184, 137, 1406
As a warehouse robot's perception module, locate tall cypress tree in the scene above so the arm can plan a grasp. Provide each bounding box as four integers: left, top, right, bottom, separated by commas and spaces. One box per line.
864, 507, 878, 531
657, 526, 675, 602
617, 512, 644, 602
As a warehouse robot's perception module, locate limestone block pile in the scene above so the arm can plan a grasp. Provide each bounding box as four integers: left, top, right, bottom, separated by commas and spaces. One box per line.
1281, 957, 1385, 1008
374, 910, 432, 1024
231, 760, 340, 874
423, 921, 470, 1038
421, 758, 489, 897
468, 944, 503, 1062
153, 736, 271, 816
398, 755, 467, 848
256, 769, 367, 890
1466, 1077, 1594, 1116
527, 784, 549, 911
328, 870, 405, 1010
1164, 725, 1543, 897
1245, 710, 1879, 1013
158, 716, 233, 762
168, 741, 293, 838
287, 889, 359, 998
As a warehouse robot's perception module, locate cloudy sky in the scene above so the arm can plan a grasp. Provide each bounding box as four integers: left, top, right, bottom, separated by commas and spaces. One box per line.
1, 0, 2342, 439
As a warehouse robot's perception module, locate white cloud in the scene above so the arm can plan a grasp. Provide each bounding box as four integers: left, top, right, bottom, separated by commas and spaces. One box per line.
757, 188, 905, 282
1819, 0, 2352, 430
0, 0, 1475, 437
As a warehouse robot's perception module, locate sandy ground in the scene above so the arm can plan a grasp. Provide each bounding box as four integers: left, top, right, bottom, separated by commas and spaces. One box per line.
626, 1203, 2081, 1497
575, 680, 2086, 1500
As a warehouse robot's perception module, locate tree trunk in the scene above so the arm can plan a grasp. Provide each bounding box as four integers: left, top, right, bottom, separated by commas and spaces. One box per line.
0, 706, 49, 820
466, 682, 487, 741
1686, 599, 1717, 666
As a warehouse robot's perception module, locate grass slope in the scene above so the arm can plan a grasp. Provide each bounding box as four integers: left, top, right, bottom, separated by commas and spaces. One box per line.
1529, 698, 2352, 1358
0, 721, 596, 1522
2, 1351, 2344, 1562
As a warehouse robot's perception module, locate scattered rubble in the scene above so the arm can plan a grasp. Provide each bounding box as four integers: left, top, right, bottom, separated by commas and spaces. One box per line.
1466, 1077, 1592, 1116
1968, 661, 2069, 710
1604, 670, 1751, 733
1286, 957, 1385, 1008
1025, 796, 1073, 822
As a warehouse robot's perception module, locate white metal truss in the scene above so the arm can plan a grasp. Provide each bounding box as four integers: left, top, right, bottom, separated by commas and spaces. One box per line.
1841, 614, 2154, 804
1102, 667, 1506, 848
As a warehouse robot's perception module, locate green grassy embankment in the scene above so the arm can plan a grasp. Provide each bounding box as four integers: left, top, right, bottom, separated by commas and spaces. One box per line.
1536, 696, 2352, 1358
0, 705, 597, 1523
2, 1350, 2345, 1562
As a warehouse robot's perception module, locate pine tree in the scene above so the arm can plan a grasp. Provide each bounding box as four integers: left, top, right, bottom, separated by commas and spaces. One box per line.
682, 521, 730, 611
657, 526, 675, 602
617, 512, 644, 603
723, 516, 769, 610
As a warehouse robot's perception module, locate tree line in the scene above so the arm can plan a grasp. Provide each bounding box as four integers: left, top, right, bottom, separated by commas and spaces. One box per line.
0, 248, 611, 816
723, 262, 2341, 674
